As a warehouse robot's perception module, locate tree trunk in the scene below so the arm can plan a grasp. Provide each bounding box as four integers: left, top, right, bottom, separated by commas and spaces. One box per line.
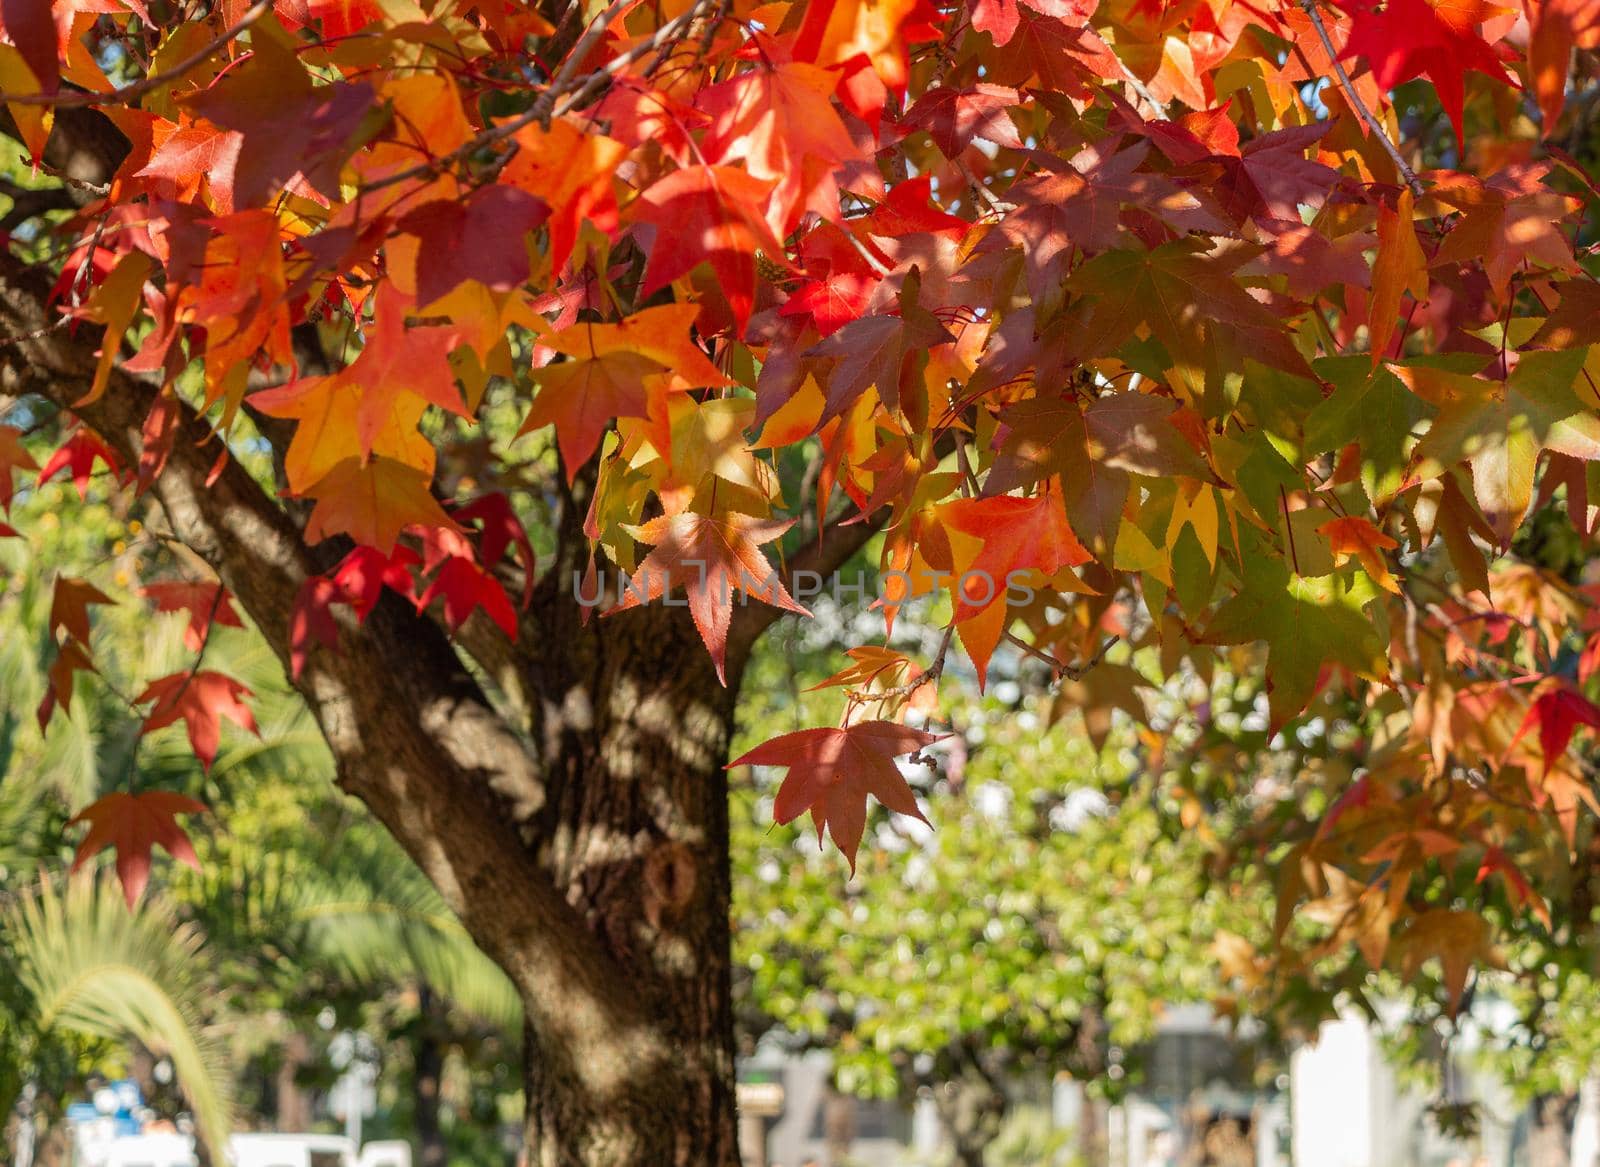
414, 987, 447, 1167
1527, 1090, 1580, 1167
276, 1031, 313, 1132
931, 1073, 1006, 1167
511, 590, 744, 1167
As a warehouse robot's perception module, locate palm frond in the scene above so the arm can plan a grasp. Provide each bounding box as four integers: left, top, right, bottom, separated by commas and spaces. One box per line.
5, 874, 235, 1159
292, 856, 523, 1031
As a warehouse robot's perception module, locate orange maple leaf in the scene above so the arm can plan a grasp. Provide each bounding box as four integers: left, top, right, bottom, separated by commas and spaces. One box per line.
302, 456, 460, 555
1317, 515, 1402, 593
607, 511, 809, 682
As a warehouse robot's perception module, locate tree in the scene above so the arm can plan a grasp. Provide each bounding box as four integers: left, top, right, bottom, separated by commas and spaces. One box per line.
0, 1, 1598, 1163
733, 697, 1269, 1167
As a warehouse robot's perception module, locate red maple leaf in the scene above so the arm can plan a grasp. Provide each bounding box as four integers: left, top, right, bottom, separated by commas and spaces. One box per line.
38, 428, 122, 499
396, 186, 549, 306
289, 576, 343, 681
332, 544, 421, 619
417, 555, 518, 637
137, 671, 259, 770
728, 721, 941, 871
0, 424, 38, 512
453, 493, 537, 607
48, 575, 113, 646
631, 165, 788, 334
1338, 0, 1512, 146
140, 581, 245, 650
1512, 684, 1600, 774
69, 791, 208, 907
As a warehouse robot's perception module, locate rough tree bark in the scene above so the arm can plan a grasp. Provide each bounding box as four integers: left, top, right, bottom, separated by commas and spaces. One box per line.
0, 113, 879, 1158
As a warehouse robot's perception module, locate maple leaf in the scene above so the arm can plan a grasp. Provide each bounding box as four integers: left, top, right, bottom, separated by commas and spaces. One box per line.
902, 83, 1024, 158
523, 351, 666, 476
805, 274, 954, 421
76, 250, 150, 407
303, 456, 460, 555
631, 165, 788, 333
1528, 0, 1600, 130
1430, 166, 1582, 297
1512, 684, 1600, 773
697, 58, 861, 234
1303, 357, 1435, 506
1202, 529, 1386, 730
397, 186, 548, 306
940, 487, 1092, 683
141, 581, 245, 650
0, 0, 60, 94
289, 576, 342, 681
135, 119, 241, 211
503, 118, 626, 274
38, 428, 121, 499
333, 544, 421, 619
1397, 908, 1504, 1015
182, 31, 379, 208
521, 304, 731, 478
810, 646, 939, 714
250, 285, 467, 488
793, 0, 943, 95
0, 424, 38, 512
1064, 241, 1309, 397
37, 637, 95, 729
1528, 280, 1600, 350
69, 791, 208, 907
1317, 515, 1401, 593
453, 493, 537, 606
993, 140, 1206, 302
1368, 188, 1429, 365
48, 575, 113, 646
1339, 0, 1511, 146
981, 6, 1121, 96
728, 721, 940, 871
137, 671, 259, 771
607, 511, 810, 683
1406, 349, 1600, 545
307, 0, 383, 36
417, 555, 518, 638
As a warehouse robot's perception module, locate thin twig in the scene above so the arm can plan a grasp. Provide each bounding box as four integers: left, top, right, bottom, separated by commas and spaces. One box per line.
1299, 0, 1423, 197
953, 157, 1013, 218
1121, 66, 1169, 122
531, 0, 634, 125
1, 0, 272, 107
362, 0, 717, 197
27, 160, 111, 197
867, 624, 956, 707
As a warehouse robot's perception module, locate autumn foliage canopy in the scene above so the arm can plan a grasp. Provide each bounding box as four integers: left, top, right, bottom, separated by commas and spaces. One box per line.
3, 0, 1600, 1012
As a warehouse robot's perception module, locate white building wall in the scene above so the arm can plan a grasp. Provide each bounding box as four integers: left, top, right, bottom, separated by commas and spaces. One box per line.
1292, 1013, 1379, 1167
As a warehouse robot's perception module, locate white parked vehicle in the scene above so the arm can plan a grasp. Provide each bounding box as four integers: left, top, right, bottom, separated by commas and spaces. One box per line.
227, 1134, 410, 1167
101, 1134, 197, 1167
85, 1133, 411, 1167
